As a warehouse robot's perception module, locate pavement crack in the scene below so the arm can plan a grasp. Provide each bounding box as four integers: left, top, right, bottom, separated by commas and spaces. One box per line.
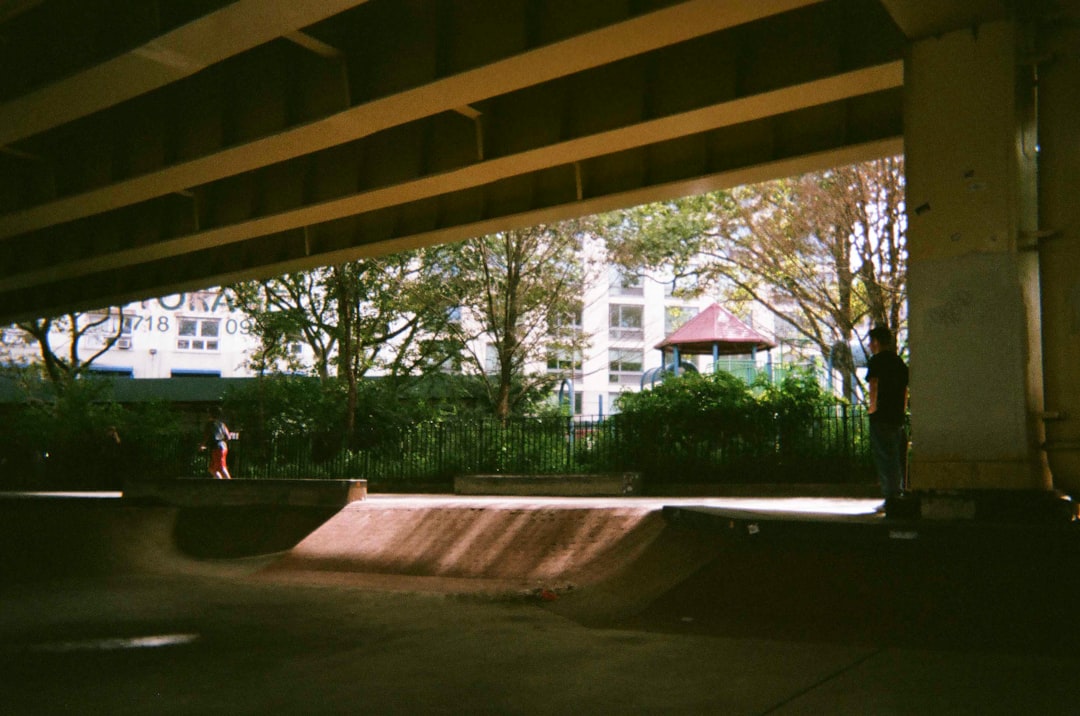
756, 647, 885, 715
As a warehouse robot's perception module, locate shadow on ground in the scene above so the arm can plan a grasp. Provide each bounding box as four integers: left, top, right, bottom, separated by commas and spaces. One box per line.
606, 522, 1080, 657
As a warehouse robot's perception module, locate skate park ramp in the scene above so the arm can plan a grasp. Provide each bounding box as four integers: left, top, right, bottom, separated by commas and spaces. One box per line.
0, 493, 343, 582
257, 496, 786, 622
0, 492, 725, 634
5, 492, 1080, 654
257, 496, 1080, 653
0, 490, 750, 625
0, 492, 736, 595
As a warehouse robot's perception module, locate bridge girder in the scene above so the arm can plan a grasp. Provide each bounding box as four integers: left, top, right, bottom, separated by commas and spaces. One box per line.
0, 0, 1023, 321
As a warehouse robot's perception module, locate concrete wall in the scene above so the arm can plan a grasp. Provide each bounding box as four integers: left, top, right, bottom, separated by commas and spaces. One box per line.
905, 21, 1049, 491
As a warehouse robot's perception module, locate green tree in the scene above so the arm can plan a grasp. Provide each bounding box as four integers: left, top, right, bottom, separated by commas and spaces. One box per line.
429, 223, 593, 420
602, 157, 907, 399
228, 252, 461, 437
0, 366, 192, 490
227, 271, 336, 379
6, 307, 127, 389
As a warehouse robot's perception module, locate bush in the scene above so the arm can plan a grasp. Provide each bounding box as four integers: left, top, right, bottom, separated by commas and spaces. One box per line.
611, 368, 856, 484
0, 373, 188, 489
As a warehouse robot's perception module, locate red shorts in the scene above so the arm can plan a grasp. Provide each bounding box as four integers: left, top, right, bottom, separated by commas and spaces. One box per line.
208, 443, 228, 472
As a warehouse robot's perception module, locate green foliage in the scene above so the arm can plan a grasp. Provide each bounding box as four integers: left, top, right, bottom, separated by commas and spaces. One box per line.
426, 223, 590, 420
227, 233, 582, 429
14, 374, 122, 448
598, 158, 908, 401
614, 372, 765, 472
226, 253, 468, 407
0, 372, 189, 489
222, 375, 346, 438
753, 367, 837, 417
610, 369, 863, 484
616, 370, 754, 418
216, 372, 560, 477
12, 309, 128, 385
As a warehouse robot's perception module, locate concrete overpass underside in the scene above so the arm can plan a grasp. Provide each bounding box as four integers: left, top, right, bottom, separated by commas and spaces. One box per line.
2, 0, 1080, 504
0, 0, 911, 320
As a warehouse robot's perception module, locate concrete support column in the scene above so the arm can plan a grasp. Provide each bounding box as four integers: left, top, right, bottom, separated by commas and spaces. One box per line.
1038, 16, 1080, 494
905, 21, 1050, 493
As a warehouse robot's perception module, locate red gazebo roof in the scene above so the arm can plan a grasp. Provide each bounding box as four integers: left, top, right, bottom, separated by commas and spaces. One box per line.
655, 303, 775, 356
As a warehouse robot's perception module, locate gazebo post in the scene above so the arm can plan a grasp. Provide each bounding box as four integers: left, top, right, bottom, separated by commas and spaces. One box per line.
712, 343, 719, 373
672, 346, 681, 377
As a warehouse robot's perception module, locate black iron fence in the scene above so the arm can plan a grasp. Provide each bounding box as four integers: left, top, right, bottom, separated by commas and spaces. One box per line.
1, 407, 875, 491
172, 416, 626, 484
167, 406, 874, 488
615, 404, 874, 486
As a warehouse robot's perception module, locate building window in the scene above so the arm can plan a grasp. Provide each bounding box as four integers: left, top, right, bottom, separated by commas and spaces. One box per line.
552, 388, 585, 415
609, 304, 643, 341
547, 349, 582, 374
609, 268, 644, 297
665, 306, 698, 335
485, 342, 500, 373
548, 306, 583, 333
87, 366, 133, 378
177, 317, 221, 351
81, 310, 125, 348
609, 348, 643, 383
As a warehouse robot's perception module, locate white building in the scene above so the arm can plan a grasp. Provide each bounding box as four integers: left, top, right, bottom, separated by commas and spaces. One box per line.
7, 265, 814, 410
4, 289, 254, 379
543, 266, 788, 417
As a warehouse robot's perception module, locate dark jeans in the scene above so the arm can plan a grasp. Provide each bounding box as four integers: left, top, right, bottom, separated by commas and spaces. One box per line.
869, 419, 907, 498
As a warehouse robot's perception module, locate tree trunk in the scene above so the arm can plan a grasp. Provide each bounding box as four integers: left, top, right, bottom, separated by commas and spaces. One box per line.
334, 267, 357, 439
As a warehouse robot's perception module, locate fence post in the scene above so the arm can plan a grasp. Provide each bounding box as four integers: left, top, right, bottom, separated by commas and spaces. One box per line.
566, 416, 574, 471
838, 403, 846, 460
842, 403, 851, 470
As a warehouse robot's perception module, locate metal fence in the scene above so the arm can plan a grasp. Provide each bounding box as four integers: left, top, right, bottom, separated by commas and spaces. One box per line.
616, 403, 874, 486
167, 406, 874, 488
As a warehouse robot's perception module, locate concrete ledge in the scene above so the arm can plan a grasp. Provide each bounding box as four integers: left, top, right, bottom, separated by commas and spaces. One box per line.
662, 504, 1080, 549
123, 478, 367, 507
454, 473, 642, 497
652, 483, 880, 498
910, 489, 1078, 522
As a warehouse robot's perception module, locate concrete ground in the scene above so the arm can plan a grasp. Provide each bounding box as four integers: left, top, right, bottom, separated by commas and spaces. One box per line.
3, 494, 1080, 714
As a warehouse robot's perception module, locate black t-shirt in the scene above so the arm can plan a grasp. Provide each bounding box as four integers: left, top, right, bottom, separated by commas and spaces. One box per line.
866, 351, 908, 424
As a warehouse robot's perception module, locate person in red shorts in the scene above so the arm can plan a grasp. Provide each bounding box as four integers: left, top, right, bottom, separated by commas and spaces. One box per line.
200, 407, 232, 479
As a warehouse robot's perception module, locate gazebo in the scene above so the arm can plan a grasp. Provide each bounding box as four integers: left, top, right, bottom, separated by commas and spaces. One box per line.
653, 303, 776, 381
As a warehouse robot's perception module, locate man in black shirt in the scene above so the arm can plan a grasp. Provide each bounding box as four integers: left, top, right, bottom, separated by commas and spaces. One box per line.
866, 326, 909, 509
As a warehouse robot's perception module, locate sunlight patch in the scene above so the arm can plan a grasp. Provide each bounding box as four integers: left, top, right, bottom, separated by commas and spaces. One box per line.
30, 633, 199, 652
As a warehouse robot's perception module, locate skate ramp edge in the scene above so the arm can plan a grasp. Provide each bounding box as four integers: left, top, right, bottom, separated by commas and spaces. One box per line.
123, 477, 367, 507
0, 494, 345, 582
259, 501, 728, 620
